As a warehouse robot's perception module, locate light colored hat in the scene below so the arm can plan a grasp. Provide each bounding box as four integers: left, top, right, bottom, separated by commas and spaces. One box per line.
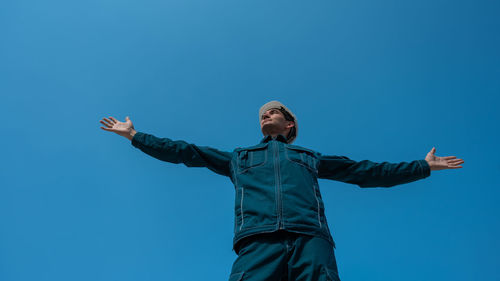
259, 101, 298, 144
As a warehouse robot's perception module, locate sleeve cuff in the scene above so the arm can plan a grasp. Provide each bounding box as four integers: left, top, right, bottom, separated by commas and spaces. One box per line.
131, 132, 144, 148
418, 159, 431, 178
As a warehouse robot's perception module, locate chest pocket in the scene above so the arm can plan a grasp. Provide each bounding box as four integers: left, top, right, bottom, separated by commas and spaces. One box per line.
236, 144, 268, 174
285, 146, 318, 173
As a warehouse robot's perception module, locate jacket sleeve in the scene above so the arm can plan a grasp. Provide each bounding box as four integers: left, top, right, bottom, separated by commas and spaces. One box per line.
131, 132, 232, 177
317, 155, 431, 187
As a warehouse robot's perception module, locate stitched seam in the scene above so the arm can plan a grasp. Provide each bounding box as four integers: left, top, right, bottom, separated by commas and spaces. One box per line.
325, 268, 333, 281
231, 161, 239, 232
231, 160, 244, 232
314, 182, 322, 227
229, 272, 244, 281
240, 186, 244, 230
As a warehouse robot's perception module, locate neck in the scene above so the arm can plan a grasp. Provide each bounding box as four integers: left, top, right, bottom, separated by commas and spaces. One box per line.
263, 128, 290, 139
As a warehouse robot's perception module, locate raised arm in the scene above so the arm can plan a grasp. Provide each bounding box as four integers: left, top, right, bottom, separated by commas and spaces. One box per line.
317, 148, 464, 188
99, 116, 232, 177
317, 155, 431, 187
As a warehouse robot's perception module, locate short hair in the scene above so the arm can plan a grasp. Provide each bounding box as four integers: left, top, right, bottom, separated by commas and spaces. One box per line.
278, 107, 296, 141
278, 107, 294, 122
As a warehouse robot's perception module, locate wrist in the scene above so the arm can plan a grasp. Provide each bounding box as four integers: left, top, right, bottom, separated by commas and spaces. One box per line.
425, 159, 436, 171
126, 129, 137, 141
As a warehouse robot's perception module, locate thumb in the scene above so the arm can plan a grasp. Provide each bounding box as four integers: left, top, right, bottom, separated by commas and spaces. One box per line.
430, 147, 436, 154
126, 116, 131, 122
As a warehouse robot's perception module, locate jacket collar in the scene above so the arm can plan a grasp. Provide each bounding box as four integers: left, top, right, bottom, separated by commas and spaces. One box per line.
260, 134, 288, 144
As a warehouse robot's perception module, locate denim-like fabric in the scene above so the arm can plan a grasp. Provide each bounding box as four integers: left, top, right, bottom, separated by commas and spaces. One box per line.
131, 132, 431, 251
229, 230, 341, 281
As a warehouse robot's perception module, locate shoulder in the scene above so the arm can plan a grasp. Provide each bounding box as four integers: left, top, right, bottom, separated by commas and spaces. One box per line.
285, 144, 318, 154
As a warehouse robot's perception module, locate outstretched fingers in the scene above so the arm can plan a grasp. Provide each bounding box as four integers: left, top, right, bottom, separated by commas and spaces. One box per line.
447, 159, 464, 168
103, 117, 115, 125
100, 119, 113, 128
448, 159, 464, 165
100, 126, 113, 131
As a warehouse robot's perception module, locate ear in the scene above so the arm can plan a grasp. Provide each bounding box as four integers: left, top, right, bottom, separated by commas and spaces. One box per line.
286, 121, 295, 129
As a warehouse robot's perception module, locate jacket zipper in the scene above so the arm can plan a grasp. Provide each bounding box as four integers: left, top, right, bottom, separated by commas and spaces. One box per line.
274, 141, 283, 230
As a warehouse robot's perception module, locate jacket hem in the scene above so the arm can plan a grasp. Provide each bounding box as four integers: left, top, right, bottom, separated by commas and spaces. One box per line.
233, 224, 335, 252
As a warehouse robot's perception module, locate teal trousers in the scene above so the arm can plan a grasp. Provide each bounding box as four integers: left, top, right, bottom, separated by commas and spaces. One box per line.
229, 231, 341, 281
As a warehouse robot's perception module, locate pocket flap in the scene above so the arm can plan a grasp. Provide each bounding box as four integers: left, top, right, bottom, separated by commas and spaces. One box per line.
285, 146, 318, 172
237, 145, 268, 173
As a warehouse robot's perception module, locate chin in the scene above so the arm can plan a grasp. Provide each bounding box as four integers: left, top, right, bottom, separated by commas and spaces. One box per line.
261, 124, 273, 134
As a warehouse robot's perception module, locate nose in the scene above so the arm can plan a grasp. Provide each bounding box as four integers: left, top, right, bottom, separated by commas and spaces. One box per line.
262, 112, 271, 120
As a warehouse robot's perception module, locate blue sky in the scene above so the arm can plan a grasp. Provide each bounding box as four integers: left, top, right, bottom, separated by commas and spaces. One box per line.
1, 0, 499, 280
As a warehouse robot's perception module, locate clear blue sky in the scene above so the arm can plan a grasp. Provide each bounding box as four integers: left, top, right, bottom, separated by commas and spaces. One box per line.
1, 0, 499, 280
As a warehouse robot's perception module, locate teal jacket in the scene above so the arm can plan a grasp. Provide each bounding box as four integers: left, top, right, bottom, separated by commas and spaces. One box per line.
131, 132, 431, 252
